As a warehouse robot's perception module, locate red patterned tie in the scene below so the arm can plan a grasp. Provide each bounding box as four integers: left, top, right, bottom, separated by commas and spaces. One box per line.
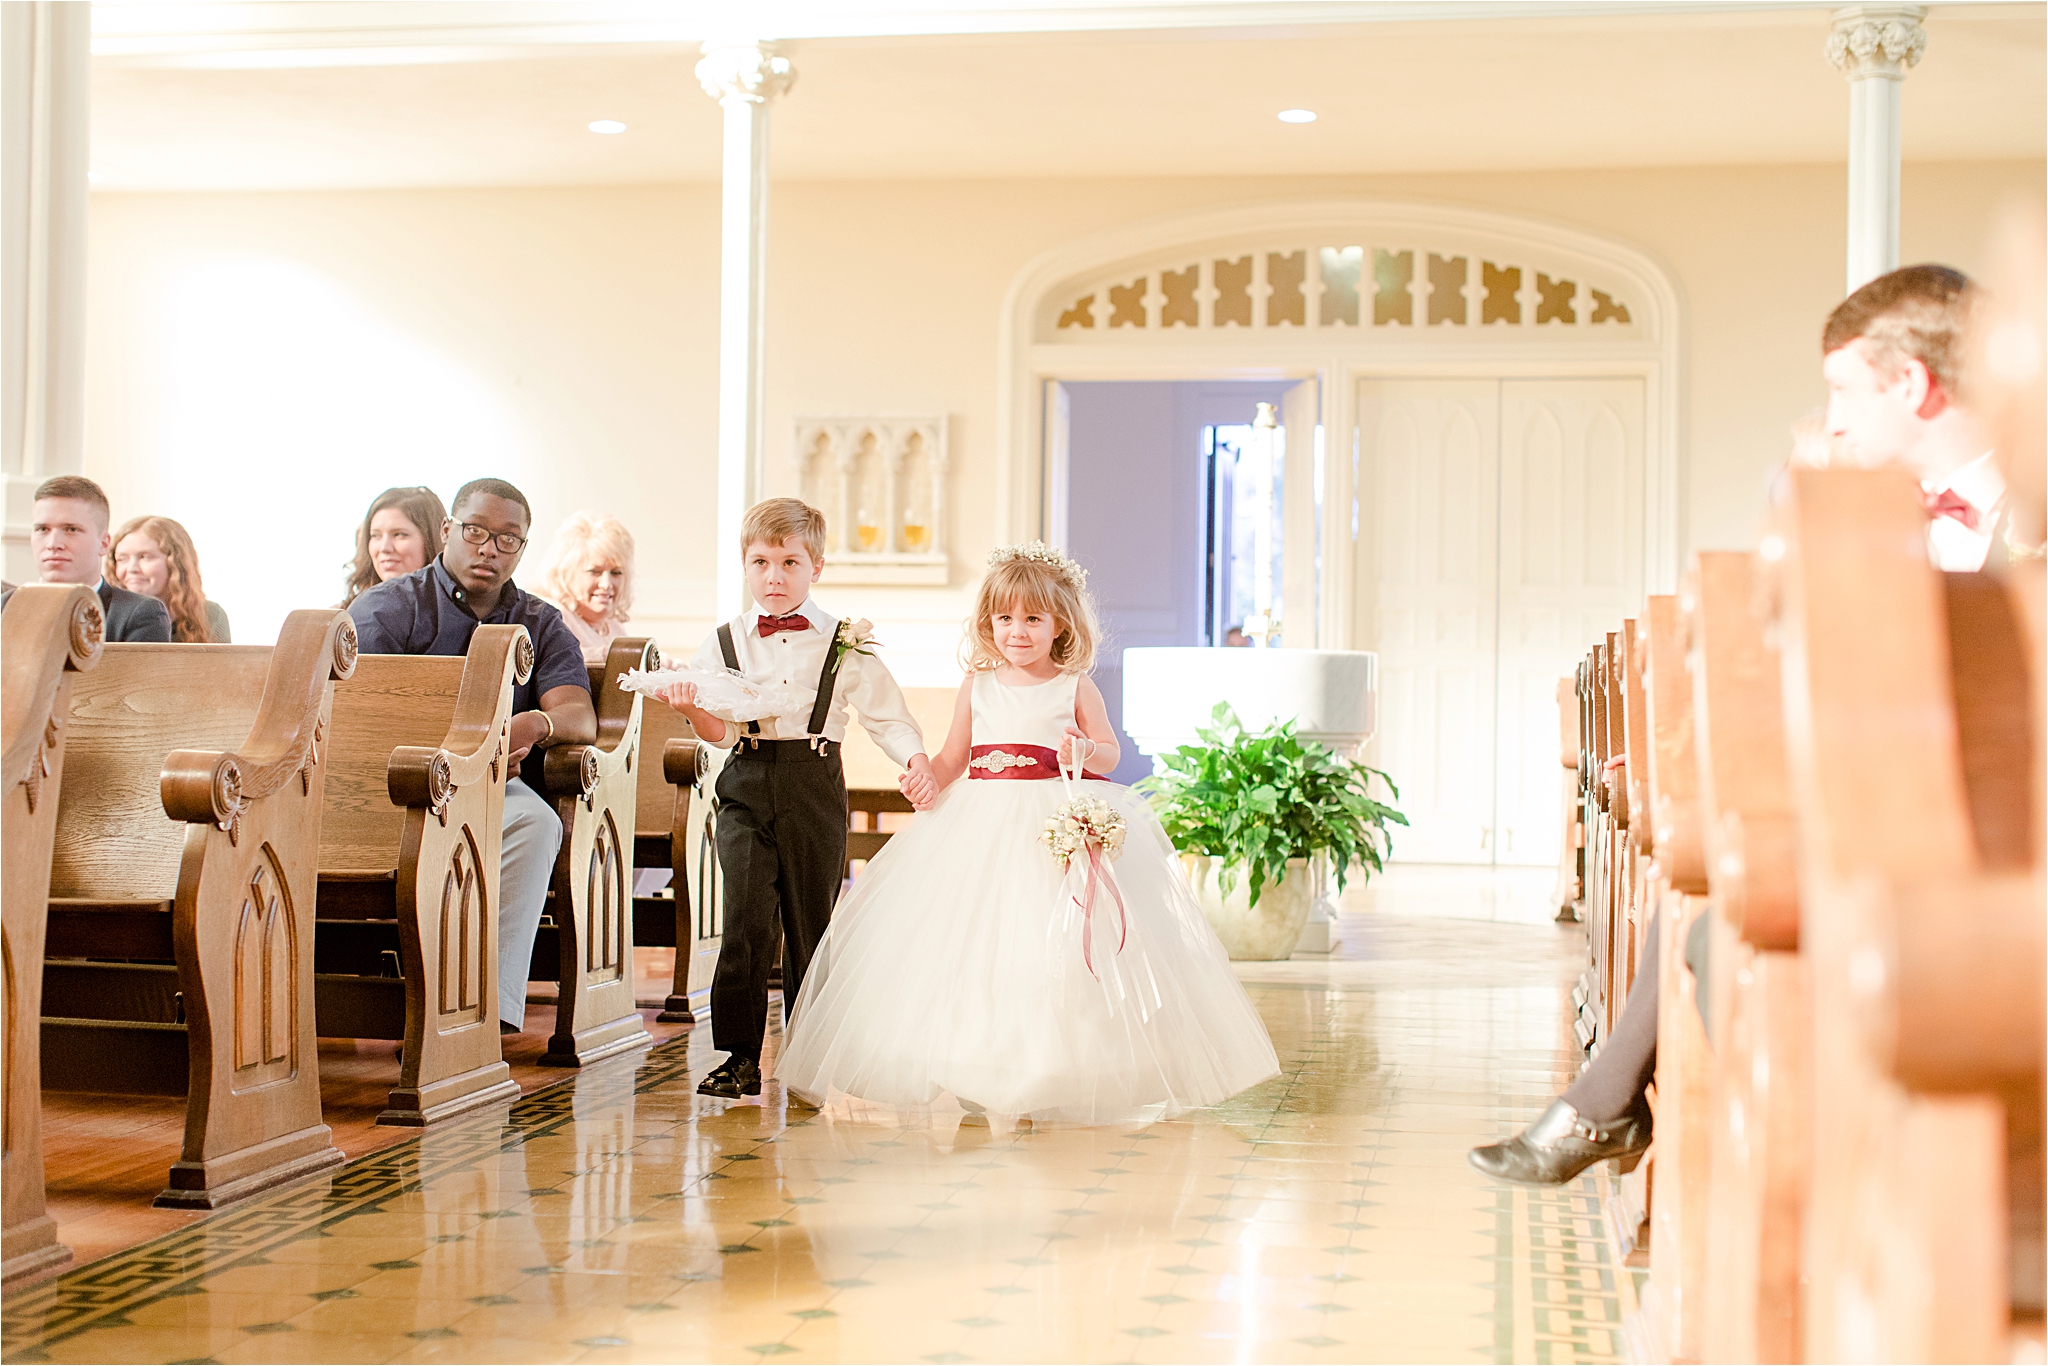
1921, 486, 1982, 532
757, 614, 810, 639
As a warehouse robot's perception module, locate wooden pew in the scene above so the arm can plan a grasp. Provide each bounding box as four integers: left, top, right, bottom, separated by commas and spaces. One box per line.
1572, 647, 1608, 1054
1638, 590, 1715, 1362
1607, 616, 1664, 1262
1772, 467, 2045, 1362
1, 585, 103, 1283
313, 627, 527, 1126
38, 611, 355, 1211
1576, 625, 1647, 1059
629, 695, 721, 1024
1685, 551, 1808, 1364
847, 788, 915, 874
528, 638, 656, 1066
1553, 676, 1584, 922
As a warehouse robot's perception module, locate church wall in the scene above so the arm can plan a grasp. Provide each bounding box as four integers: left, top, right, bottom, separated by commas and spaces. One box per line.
82, 159, 2041, 675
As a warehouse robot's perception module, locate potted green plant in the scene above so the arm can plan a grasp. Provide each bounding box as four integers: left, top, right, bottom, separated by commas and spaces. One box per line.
1138, 703, 1406, 960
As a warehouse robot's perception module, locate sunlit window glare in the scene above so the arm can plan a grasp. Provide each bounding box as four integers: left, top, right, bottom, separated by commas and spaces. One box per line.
587, 119, 627, 135
1277, 109, 1317, 124
152, 258, 528, 643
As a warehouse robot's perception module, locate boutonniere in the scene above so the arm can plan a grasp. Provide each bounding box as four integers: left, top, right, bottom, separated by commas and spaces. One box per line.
832, 618, 879, 669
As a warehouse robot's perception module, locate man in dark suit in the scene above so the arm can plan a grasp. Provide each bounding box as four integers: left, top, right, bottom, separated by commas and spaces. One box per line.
6, 475, 172, 641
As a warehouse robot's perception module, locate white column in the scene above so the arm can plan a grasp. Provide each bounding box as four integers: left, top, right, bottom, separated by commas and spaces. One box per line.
1, 1, 91, 585
1827, 6, 1928, 292
696, 40, 794, 620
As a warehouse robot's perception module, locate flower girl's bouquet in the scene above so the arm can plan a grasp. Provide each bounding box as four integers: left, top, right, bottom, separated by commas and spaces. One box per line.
1042, 742, 1141, 1015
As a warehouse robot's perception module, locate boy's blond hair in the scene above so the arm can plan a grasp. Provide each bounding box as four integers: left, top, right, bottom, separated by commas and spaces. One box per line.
965, 543, 1101, 675
740, 497, 828, 562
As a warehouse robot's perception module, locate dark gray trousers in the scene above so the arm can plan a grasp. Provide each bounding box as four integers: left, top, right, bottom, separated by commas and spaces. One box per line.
1564, 915, 1661, 1124
710, 745, 847, 1062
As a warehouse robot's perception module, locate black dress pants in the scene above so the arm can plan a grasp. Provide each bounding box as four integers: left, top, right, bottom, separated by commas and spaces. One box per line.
710, 743, 847, 1061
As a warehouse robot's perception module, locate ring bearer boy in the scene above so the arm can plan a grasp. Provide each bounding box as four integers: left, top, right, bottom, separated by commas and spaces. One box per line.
662, 498, 938, 1099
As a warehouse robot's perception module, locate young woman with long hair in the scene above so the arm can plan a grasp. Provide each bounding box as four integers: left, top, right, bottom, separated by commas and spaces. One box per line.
108, 515, 229, 643
343, 486, 446, 605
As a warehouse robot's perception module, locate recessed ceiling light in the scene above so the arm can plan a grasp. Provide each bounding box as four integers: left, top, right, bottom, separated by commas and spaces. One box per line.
588, 120, 627, 135
1277, 109, 1317, 124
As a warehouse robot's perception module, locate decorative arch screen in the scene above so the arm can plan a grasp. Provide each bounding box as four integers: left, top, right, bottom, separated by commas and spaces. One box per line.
1038, 238, 1642, 342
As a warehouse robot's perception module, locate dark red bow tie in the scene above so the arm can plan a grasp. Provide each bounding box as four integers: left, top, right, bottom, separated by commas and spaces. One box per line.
1921, 486, 1982, 532
757, 614, 810, 639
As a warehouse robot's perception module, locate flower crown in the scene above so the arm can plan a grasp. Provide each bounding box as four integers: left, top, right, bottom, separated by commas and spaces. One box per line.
987, 540, 1088, 589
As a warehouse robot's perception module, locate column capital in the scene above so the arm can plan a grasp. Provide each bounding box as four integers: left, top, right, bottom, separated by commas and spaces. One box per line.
1826, 5, 1928, 81
695, 40, 795, 107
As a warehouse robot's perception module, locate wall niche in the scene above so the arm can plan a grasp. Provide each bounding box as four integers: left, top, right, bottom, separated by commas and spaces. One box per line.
793, 415, 949, 585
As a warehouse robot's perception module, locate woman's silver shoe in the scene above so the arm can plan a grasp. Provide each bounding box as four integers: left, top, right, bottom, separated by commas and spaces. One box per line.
1467, 1100, 1650, 1186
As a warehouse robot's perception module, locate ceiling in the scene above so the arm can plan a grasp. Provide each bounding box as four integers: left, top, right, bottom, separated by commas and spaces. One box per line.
88, 2, 2046, 190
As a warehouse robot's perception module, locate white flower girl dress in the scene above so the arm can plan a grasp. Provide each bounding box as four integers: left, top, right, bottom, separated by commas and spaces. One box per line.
776, 670, 1280, 1124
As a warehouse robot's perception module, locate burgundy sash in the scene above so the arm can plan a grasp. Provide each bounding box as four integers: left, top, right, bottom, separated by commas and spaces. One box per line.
968, 743, 1108, 783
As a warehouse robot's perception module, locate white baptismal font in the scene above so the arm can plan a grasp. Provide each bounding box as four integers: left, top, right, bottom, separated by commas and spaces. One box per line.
1122, 647, 1379, 953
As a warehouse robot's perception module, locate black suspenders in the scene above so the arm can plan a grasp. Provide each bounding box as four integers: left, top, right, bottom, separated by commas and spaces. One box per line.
716, 624, 760, 735
718, 619, 846, 743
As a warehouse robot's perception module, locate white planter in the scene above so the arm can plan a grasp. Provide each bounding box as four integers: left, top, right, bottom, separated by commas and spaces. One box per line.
1185, 856, 1312, 961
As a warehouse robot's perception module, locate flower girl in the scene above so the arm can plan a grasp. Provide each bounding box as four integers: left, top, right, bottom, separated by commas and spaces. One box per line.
776, 543, 1279, 1125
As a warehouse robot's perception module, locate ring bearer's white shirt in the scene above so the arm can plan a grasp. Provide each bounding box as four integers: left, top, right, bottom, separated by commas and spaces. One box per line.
1926, 451, 2007, 571
688, 598, 925, 765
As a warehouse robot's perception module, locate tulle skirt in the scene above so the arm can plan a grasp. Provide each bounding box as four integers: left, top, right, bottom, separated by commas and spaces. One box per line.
776, 778, 1280, 1125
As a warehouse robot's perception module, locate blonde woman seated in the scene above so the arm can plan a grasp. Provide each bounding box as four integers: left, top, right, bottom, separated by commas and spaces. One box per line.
109, 514, 230, 643
342, 485, 446, 606
537, 511, 635, 664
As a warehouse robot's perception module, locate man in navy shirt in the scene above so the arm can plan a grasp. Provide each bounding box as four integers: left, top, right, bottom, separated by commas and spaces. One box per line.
350, 477, 596, 1035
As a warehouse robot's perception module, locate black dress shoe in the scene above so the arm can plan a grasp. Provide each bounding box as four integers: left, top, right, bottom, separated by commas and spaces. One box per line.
698, 1056, 762, 1099
1468, 1100, 1650, 1186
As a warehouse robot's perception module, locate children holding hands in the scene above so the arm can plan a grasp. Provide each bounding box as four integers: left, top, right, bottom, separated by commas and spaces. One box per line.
661, 501, 1276, 1121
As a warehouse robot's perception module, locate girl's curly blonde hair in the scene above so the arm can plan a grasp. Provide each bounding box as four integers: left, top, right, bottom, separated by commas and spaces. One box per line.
965, 545, 1101, 674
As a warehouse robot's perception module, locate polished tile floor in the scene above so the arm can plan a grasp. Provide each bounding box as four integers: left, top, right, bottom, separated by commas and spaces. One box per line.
6, 866, 1631, 1365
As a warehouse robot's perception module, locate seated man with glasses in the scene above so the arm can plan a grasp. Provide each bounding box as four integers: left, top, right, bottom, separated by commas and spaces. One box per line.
348, 477, 597, 1036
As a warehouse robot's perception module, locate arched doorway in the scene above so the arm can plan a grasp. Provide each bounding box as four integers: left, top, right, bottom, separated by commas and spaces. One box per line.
997, 199, 1683, 863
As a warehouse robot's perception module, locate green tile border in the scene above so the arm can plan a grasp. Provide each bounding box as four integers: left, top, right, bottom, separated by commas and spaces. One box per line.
4, 1032, 708, 1357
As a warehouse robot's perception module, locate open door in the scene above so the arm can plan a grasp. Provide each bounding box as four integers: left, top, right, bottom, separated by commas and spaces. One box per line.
1279, 378, 1319, 647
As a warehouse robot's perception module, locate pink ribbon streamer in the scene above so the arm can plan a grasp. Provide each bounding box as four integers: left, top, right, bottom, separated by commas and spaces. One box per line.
1075, 840, 1128, 979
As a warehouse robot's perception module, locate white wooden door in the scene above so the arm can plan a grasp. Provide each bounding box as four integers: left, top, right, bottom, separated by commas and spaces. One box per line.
1279, 378, 1319, 647
1356, 376, 1644, 866
1356, 379, 1500, 864
1494, 379, 1645, 864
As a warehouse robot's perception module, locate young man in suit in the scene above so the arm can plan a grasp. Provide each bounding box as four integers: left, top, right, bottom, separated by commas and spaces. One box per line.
1822, 263, 2012, 569
15, 475, 172, 641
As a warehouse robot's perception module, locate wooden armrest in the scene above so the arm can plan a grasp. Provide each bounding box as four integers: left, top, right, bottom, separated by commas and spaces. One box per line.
548, 637, 658, 800
664, 738, 702, 787
160, 611, 356, 833
387, 623, 530, 811
2, 584, 102, 783
1853, 873, 2047, 1091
